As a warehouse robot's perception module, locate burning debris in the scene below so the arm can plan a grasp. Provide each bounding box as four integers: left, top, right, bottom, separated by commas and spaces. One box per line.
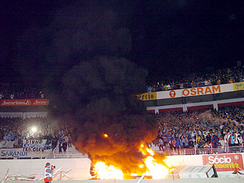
89, 142, 170, 179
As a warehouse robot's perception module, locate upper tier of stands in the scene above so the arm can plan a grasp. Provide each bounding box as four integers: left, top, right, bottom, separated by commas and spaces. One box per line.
147, 66, 244, 92
1, 66, 244, 98
0, 83, 45, 99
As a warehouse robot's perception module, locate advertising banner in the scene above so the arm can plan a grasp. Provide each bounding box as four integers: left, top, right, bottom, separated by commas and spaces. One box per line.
0, 140, 51, 159
136, 92, 157, 101
157, 83, 234, 100
137, 82, 243, 101
202, 153, 244, 172
233, 82, 244, 91
0, 99, 49, 106
0, 148, 51, 159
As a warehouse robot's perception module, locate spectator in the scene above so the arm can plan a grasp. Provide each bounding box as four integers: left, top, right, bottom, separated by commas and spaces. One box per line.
58, 139, 63, 153
224, 131, 231, 153
51, 135, 58, 151
62, 138, 67, 153
211, 132, 219, 148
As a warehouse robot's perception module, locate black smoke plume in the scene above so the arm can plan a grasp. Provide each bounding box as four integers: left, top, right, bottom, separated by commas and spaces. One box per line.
12, 1, 159, 176
62, 56, 158, 176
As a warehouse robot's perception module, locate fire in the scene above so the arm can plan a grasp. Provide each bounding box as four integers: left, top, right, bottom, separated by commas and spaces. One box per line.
93, 143, 170, 180
144, 156, 169, 179
140, 144, 155, 156
94, 162, 123, 179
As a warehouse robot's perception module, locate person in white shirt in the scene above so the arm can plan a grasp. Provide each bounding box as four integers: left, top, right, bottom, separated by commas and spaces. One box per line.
224, 131, 231, 153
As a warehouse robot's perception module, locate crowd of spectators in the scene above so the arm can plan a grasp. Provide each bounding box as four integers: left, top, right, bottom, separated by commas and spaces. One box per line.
1, 66, 243, 98
153, 104, 244, 155
1, 66, 244, 99
0, 117, 72, 153
0, 83, 45, 99
1, 65, 244, 157
147, 66, 244, 92
1, 105, 244, 156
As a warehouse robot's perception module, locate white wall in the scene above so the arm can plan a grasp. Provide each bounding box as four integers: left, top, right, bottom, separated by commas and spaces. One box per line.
0, 158, 91, 180
3, 178, 244, 183
164, 154, 203, 167
1, 153, 244, 181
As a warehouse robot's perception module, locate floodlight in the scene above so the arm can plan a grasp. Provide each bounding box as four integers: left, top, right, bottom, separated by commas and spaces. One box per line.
31, 126, 37, 133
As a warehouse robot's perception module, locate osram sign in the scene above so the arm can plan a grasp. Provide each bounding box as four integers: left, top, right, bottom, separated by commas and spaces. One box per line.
182, 85, 220, 97
140, 83, 235, 100
156, 83, 234, 99
202, 154, 244, 172
169, 85, 221, 98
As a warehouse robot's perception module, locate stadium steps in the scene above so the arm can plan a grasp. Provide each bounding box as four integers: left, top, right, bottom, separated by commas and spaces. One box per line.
45, 146, 88, 159
0, 141, 4, 148
150, 145, 160, 152
0, 141, 15, 148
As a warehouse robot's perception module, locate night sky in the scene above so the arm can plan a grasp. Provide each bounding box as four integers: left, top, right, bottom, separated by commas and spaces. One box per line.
1, 0, 244, 83
1, 0, 244, 171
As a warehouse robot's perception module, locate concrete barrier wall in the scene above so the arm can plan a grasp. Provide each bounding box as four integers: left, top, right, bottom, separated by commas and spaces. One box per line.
0, 158, 91, 180
164, 154, 204, 167
1, 153, 244, 181
165, 153, 244, 169
3, 178, 244, 183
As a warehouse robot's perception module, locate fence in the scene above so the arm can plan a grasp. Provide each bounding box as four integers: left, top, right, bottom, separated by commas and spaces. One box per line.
154, 145, 244, 156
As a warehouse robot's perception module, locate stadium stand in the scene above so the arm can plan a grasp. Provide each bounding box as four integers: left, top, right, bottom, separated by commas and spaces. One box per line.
147, 66, 244, 92
1, 65, 244, 159
0, 116, 77, 159
0, 83, 45, 99
151, 105, 244, 155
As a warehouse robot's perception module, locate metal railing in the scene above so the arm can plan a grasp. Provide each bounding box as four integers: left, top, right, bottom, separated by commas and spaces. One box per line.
155, 145, 244, 156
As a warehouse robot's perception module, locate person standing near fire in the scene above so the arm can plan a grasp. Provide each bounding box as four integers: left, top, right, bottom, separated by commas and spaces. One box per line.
211, 132, 219, 153
44, 162, 55, 183
224, 131, 231, 153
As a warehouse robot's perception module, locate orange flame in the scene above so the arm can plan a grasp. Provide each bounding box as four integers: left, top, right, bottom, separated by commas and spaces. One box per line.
144, 156, 169, 179
93, 143, 169, 179
94, 162, 123, 179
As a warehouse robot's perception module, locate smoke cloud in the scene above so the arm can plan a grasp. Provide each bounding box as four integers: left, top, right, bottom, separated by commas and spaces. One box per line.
62, 56, 158, 175
13, 1, 160, 176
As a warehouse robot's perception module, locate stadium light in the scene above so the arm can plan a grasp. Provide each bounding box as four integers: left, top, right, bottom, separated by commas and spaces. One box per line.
31, 126, 37, 133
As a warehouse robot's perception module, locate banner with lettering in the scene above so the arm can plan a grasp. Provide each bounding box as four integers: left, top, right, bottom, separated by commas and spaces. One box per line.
202, 153, 244, 172
0, 148, 51, 159
157, 83, 234, 100
136, 92, 157, 101
233, 82, 244, 91
0, 99, 49, 106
